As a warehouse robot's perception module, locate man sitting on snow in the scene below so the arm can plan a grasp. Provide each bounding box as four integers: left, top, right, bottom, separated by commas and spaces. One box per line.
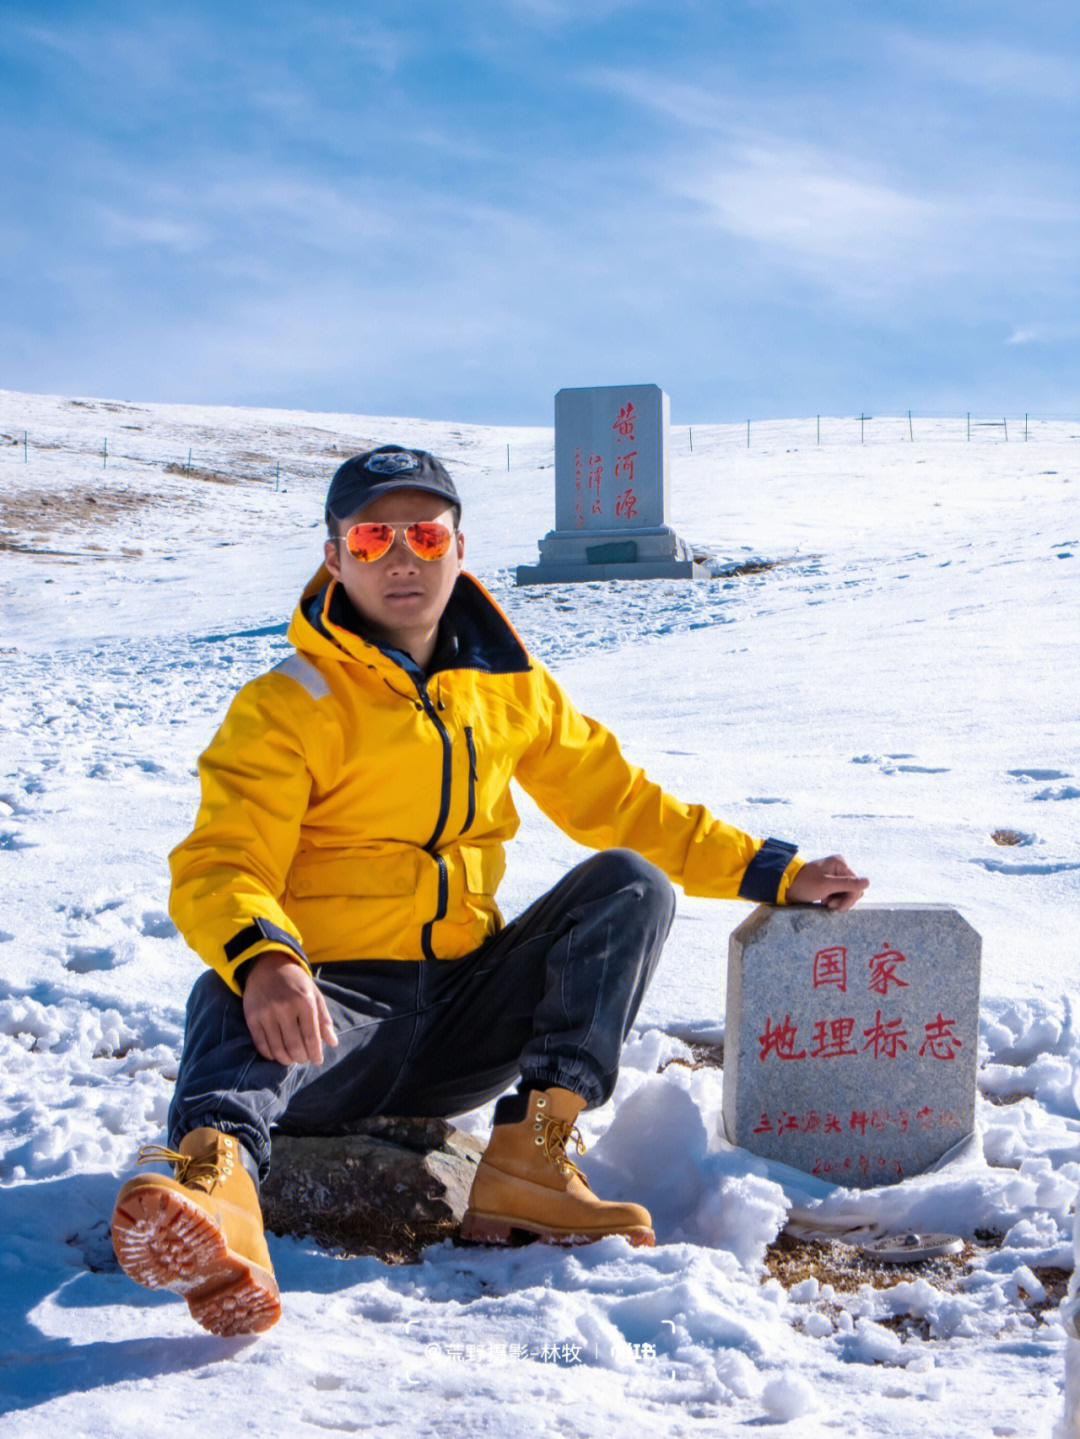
111, 445, 868, 1336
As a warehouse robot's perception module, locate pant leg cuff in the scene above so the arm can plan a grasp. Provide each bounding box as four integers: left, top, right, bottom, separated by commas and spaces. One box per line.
519, 1067, 603, 1110
168, 1115, 269, 1184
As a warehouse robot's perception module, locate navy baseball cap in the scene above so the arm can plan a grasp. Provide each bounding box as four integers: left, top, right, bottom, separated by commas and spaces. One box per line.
325, 446, 461, 525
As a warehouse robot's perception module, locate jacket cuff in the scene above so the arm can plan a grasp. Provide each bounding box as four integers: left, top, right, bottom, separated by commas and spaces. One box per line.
738, 838, 799, 904
225, 918, 309, 991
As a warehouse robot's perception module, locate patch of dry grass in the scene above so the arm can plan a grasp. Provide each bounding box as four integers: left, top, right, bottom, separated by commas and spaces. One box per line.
764, 1232, 1069, 1339
0, 487, 153, 555
658, 1040, 724, 1073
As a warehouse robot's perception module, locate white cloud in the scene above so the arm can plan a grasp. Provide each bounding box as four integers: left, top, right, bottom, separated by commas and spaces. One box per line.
703, 143, 934, 251
93, 206, 209, 253
298, 14, 415, 75
1006, 323, 1080, 346
496, 0, 646, 26
578, 66, 736, 131
673, 139, 948, 303
885, 30, 1079, 105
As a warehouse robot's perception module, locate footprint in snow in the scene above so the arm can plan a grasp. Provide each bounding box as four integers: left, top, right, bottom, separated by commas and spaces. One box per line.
139, 909, 177, 939
851, 754, 948, 775
68, 1219, 120, 1273
64, 945, 119, 973
973, 858, 1080, 876
64, 897, 124, 920
1008, 767, 1072, 781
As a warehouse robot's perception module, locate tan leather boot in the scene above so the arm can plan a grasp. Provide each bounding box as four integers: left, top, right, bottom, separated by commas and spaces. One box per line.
461, 1087, 655, 1247
111, 1128, 281, 1336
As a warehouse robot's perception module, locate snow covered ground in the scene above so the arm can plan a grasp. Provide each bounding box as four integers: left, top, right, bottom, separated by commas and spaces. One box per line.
1, 390, 1077, 1437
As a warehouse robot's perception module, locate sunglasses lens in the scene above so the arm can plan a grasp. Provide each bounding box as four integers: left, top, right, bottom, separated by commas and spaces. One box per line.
345, 523, 394, 561
343, 521, 453, 562
406, 522, 453, 560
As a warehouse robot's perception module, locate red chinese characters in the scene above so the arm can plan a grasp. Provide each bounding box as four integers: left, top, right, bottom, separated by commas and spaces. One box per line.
614, 451, 637, 485
612, 401, 638, 523
862, 1010, 908, 1060
757, 1009, 957, 1064
612, 402, 636, 439
809, 1017, 857, 1058
812, 1155, 905, 1182
919, 1014, 963, 1060
758, 1015, 807, 1062
752, 1105, 962, 1141
587, 452, 603, 517
868, 945, 909, 996
812, 946, 848, 992
756, 938, 962, 1069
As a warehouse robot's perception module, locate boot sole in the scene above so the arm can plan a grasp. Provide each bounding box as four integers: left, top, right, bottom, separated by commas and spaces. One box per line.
111, 1184, 281, 1337
459, 1209, 655, 1248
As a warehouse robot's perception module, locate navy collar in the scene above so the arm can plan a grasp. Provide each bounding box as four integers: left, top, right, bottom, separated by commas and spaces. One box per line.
309, 574, 531, 677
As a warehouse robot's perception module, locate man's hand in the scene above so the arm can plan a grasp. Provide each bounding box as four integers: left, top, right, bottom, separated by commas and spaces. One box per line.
786, 855, 869, 911
242, 950, 339, 1066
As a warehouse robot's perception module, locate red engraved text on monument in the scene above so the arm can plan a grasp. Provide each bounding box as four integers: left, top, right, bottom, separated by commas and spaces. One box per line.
868, 945, 909, 996
920, 1014, 963, 1060
758, 1015, 807, 1062
862, 1010, 909, 1060
812, 946, 848, 992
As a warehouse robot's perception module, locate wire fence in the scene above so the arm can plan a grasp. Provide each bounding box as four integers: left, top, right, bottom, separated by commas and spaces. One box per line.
687, 412, 1079, 452
2, 410, 1077, 486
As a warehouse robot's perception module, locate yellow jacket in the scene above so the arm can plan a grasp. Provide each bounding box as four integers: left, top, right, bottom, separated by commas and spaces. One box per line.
169, 572, 803, 992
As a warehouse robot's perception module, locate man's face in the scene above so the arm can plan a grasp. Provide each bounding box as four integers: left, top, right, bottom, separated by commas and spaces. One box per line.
323, 488, 464, 664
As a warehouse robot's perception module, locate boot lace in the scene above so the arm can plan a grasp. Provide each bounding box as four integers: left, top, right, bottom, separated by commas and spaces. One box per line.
135, 1144, 227, 1193
539, 1118, 591, 1186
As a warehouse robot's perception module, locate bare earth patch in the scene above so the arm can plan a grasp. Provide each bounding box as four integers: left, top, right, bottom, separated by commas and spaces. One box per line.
658, 1040, 725, 1072
764, 1231, 1069, 1336
162, 461, 247, 485
0, 487, 153, 555
765, 1230, 974, 1297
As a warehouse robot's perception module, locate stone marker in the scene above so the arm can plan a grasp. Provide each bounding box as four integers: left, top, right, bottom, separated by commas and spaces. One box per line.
262, 1117, 482, 1261
722, 905, 981, 1188
516, 384, 704, 584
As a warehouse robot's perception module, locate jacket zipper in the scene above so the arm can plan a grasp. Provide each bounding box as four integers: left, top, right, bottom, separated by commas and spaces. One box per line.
462, 726, 477, 835
416, 683, 452, 961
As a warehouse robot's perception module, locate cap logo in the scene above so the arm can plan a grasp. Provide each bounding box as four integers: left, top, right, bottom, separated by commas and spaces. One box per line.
365, 451, 419, 476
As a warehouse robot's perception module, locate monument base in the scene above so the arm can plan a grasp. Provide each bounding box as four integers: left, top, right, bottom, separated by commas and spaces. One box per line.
516, 525, 705, 586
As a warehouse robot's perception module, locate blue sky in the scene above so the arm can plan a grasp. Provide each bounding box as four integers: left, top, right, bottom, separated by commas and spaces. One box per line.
2, 1, 1077, 424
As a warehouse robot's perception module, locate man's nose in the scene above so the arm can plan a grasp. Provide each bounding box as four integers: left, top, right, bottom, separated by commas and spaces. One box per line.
384, 529, 419, 567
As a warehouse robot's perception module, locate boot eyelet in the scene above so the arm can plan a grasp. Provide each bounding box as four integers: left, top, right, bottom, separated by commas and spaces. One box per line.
536, 1097, 546, 1108
534, 1136, 544, 1146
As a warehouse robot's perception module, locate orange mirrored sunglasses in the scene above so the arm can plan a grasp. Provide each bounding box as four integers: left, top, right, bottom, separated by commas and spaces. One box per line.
342, 520, 455, 563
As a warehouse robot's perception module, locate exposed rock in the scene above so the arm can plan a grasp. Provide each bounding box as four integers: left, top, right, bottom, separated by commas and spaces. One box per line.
261, 1118, 484, 1263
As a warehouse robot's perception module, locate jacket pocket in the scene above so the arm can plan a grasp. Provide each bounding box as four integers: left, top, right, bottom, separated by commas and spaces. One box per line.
459, 843, 506, 898
287, 848, 421, 898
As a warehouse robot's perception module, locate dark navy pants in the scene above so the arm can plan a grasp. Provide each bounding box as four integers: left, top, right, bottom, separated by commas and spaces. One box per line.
167, 849, 675, 1179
